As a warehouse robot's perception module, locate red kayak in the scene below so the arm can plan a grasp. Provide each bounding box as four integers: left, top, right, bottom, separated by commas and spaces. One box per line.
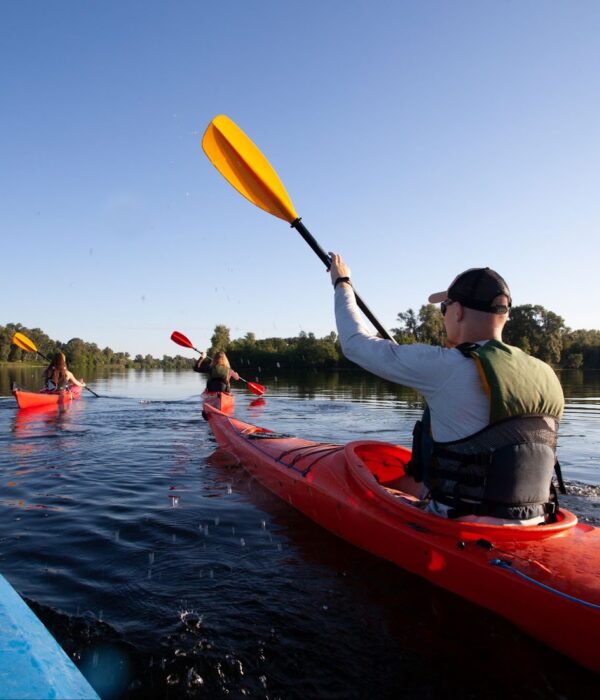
12, 384, 83, 410
201, 390, 235, 415
202, 401, 600, 672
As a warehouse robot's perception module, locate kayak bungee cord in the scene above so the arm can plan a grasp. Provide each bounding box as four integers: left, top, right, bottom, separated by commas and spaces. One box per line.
490, 559, 600, 610
246, 429, 344, 476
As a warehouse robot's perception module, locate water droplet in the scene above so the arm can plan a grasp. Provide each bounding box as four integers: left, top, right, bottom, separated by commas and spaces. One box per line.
187, 668, 204, 686
260, 520, 266, 530
115, 530, 120, 542
322, 605, 328, 610
149, 552, 155, 564
214, 517, 220, 526
226, 484, 232, 495
203, 525, 209, 536
240, 538, 245, 546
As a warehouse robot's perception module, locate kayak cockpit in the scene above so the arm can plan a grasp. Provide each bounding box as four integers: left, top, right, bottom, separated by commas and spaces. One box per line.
345, 441, 579, 541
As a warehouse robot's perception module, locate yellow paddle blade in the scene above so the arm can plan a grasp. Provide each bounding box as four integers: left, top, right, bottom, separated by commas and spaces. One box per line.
12, 332, 38, 354
202, 115, 298, 223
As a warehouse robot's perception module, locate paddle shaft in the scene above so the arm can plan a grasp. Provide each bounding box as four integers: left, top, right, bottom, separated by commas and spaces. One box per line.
291, 218, 395, 343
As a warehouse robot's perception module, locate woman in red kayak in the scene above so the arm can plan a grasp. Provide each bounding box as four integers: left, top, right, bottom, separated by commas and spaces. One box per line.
43, 352, 86, 391
193, 351, 239, 392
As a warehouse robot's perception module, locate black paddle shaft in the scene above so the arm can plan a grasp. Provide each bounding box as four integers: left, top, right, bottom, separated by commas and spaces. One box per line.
291, 218, 395, 342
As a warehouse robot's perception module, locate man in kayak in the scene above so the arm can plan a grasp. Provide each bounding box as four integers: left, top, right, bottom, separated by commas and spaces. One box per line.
329, 254, 565, 525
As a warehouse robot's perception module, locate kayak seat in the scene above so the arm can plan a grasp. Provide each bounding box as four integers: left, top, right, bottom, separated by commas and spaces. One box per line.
384, 486, 429, 508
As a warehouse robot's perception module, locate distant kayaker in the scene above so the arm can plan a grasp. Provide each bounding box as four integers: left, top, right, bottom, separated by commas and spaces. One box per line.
329, 253, 565, 525
194, 351, 240, 393
43, 352, 86, 391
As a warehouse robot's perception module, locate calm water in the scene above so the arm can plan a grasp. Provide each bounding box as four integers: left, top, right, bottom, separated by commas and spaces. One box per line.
0, 366, 599, 699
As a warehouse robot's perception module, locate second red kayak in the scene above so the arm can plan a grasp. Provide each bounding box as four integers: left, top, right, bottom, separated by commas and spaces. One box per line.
201, 390, 235, 415
12, 384, 83, 410
202, 400, 600, 673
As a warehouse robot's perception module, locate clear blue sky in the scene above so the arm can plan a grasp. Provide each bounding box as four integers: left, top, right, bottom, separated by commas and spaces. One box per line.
2, 1, 599, 357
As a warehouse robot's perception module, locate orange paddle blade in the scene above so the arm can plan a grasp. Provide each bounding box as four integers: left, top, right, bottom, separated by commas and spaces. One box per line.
202, 115, 298, 223
12, 332, 38, 354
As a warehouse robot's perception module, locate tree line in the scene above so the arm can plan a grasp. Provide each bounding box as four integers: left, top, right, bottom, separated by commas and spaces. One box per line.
2, 304, 600, 372
392, 304, 600, 369
0, 323, 192, 370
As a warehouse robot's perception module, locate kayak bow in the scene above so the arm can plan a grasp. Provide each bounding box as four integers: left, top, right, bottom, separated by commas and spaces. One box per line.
202, 390, 235, 416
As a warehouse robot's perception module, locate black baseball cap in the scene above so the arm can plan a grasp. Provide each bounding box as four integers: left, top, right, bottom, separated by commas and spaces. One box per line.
429, 267, 512, 314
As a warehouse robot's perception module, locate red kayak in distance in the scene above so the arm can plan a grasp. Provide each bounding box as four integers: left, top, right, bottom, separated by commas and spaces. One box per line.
12, 384, 83, 410
201, 400, 600, 673
201, 390, 235, 416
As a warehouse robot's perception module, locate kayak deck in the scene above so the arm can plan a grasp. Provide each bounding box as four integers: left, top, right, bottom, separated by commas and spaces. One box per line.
0, 574, 98, 699
202, 401, 600, 672
202, 390, 235, 415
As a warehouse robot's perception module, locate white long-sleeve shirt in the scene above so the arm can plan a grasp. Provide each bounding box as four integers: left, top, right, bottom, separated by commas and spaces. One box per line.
335, 285, 490, 442
335, 286, 549, 524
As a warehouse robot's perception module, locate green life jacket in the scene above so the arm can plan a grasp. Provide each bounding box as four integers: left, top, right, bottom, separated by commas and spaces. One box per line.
407, 340, 565, 520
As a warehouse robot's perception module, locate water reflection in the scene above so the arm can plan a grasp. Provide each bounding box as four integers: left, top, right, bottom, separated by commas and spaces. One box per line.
12, 400, 83, 441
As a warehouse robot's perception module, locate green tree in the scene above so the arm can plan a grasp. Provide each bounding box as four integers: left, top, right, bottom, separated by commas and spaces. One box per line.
564, 353, 584, 369
504, 305, 566, 365
393, 305, 444, 346
417, 304, 445, 345
63, 338, 87, 365
210, 324, 231, 354
393, 309, 418, 343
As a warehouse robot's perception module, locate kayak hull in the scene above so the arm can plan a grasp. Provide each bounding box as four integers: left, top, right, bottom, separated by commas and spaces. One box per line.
202, 402, 600, 672
0, 574, 98, 699
202, 390, 235, 415
13, 385, 83, 410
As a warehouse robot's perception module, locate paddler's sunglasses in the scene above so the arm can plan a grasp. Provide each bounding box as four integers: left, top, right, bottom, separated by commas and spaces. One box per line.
440, 299, 456, 316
